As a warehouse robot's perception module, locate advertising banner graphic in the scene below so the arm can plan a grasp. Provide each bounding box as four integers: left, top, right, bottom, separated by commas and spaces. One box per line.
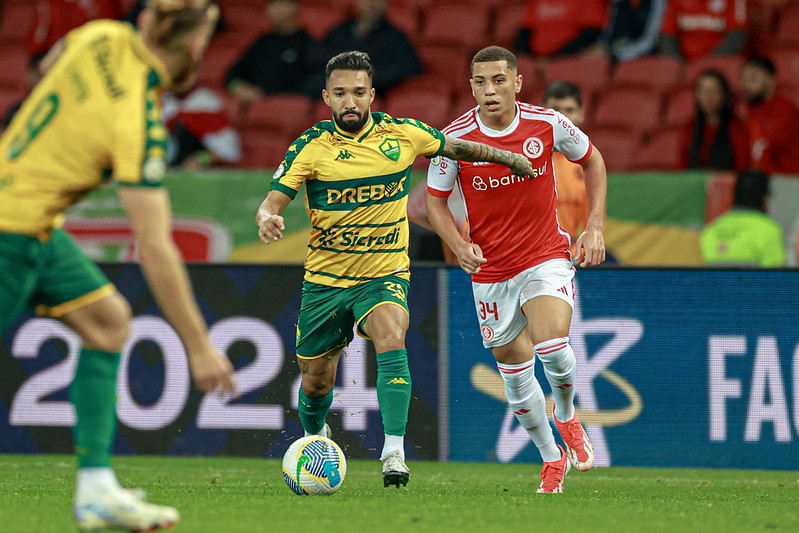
447, 268, 799, 470
0, 265, 441, 460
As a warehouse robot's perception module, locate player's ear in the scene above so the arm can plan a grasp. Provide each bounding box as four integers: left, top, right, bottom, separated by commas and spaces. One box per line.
516, 74, 523, 95
322, 89, 331, 107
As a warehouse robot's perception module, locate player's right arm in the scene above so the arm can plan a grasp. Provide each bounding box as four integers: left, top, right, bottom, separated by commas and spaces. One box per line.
256, 189, 292, 244
441, 135, 533, 178
118, 186, 235, 393
426, 156, 486, 275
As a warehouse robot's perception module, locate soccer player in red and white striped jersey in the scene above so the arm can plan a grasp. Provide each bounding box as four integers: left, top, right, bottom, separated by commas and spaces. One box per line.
426, 46, 607, 493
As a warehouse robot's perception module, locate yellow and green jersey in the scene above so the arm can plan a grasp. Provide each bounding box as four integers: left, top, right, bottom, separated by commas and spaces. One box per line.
271, 112, 445, 288
0, 20, 171, 238
699, 209, 787, 267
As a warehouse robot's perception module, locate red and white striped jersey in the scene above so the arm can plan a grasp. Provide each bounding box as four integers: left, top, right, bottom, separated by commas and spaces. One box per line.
427, 102, 592, 283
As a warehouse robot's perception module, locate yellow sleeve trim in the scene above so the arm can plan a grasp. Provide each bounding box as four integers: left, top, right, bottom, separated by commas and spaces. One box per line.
36, 284, 117, 318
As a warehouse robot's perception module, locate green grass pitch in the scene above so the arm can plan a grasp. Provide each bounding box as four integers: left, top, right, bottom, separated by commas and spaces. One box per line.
1, 454, 797, 533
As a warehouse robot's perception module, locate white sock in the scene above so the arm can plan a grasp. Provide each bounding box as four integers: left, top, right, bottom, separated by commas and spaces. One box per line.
497, 360, 561, 462
381, 434, 405, 460
75, 467, 122, 503
534, 337, 576, 423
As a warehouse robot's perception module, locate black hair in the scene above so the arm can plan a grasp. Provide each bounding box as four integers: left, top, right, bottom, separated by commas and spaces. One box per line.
688, 70, 736, 170
471, 46, 517, 72
544, 80, 583, 108
745, 56, 776, 77
325, 51, 374, 83
734, 170, 770, 211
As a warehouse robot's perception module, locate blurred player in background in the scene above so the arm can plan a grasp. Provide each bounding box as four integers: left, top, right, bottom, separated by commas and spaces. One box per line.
426, 46, 607, 494
0, 1, 235, 530
543, 80, 589, 253
256, 51, 532, 489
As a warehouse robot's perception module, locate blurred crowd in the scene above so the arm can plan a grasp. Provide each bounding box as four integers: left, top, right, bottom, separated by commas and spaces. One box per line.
0, 0, 796, 266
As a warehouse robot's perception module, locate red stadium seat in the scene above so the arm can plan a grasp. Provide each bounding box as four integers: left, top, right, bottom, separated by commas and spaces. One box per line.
386, 3, 420, 44
685, 55, 744, 93
221, 1, 269, 38
775, 4, 799, 46
543, 56, 611, 99
0, 0, 36, 43
592, 86, 662, 137
297, 3, 347, 41
633, 127, 683, 170
0, 86, 26, 120
416, 43, 472, 94
237, 128, 290, 170
612, 56, 684, 96
196, 43, 243, 89
587, 126, 639, 172
0, 44, 29, 91
663, 84, 695, 127
770, 46, 799, 85
245, 94, 313, 138
419, 3, 490, 50
385, 89, 452, 129
516, 55, 542, 88
490, 4, 527, 51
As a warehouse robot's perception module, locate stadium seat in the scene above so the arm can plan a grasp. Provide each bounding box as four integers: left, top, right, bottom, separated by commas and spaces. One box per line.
586, 126, 639, 172
389, 74, 453, 98
419, 3, 490, 50
591, 85, 662, 137
244, 94, 313, 139
0, 0, 35, 43
0, 44, 30, 91
633, 127, 683, 171
297, 3, 347, 41
490, 3, 527, 51
770, 46, 799, 85
685, 55, 744, 93
775, 4, 799, 46
385, 89, 452, 129
196, 44, 243, 89
543, 56, 611, 98
416, 43, 472, 94
611, 56, 684, 96
662, 84, 695, 127
237, 127, 290, 170
516, 55, 541, 88
220, 1, 270, 43
386, 3, 420, 44
0, 86, 25, 121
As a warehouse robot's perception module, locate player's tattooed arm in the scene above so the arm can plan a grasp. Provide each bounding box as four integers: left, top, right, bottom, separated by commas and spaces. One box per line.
442, 135, 533, 177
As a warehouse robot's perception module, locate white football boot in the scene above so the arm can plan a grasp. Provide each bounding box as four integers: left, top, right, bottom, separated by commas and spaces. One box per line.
74, 488, 179, 532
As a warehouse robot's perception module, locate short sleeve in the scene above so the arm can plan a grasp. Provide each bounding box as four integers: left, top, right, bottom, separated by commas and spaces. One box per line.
551, 111, 592, 163
426, 155, 459, 197
401, 118, 446, 158
269, 139, 312, 198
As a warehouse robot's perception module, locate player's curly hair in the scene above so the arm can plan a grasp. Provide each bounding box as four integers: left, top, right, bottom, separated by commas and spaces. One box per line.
144, 0, 217, 51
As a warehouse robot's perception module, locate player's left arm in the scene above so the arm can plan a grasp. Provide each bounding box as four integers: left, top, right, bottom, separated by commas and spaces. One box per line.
574, 147, 607, 267
441, 135, 533, 177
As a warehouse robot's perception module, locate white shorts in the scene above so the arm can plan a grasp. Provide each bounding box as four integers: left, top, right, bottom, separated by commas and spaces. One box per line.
471, 258, 576, 348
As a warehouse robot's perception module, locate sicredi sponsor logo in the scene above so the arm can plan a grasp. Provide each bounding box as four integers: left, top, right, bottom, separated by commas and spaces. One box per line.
326, 177, 407, 205
471, 162, 547, 190
339, 227, 401, 247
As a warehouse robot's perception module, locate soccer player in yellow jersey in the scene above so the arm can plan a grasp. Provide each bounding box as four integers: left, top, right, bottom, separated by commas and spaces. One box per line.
256, 51, 533, 488
0, 1, 235, 530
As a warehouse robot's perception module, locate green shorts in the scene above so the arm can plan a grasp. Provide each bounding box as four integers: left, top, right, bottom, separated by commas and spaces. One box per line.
296, 275, 410, 359
0, 228, 114, 327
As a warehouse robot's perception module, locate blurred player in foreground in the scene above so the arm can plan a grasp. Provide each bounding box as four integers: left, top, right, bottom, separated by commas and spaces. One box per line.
426, 46, 607, 493
256, 50, 532, 489
0, 1, 235, 530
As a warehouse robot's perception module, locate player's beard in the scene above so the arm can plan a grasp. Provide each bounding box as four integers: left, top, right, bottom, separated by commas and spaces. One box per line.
333, 109, 369, 134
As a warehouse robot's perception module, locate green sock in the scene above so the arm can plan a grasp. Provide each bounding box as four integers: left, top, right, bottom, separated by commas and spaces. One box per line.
69, 348, 120, 469
298, 388, 333, 435
376, 349, 411, 436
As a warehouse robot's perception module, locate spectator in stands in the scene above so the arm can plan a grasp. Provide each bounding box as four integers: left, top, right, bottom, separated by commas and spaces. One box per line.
699, 170, 786, 267
741, 57, 799, 175
225, 0, 311, 103
584, 0, 668, 62
679, 70, 748, 172
659, 0, 747, 61
543, 81, 589, 248
301, 0, 421, 98
162, 86, 242, 169
515, 0, 608, 58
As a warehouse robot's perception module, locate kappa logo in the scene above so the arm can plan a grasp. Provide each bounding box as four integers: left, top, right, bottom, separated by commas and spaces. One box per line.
523, 137, 544, 159
335, 149, 354, 161
386, 378, 410, 385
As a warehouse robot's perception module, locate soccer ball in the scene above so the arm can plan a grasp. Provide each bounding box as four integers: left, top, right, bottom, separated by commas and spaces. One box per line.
282, 436, 347, 495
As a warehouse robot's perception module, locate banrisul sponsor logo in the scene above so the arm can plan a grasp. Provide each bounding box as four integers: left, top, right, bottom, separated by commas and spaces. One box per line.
379, 138, 401, 161
326, 176, 408, 206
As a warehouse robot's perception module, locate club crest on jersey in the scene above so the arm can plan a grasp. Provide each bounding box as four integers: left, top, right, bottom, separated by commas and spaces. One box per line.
379, 138, 401, 161
522, 137, 544, 159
